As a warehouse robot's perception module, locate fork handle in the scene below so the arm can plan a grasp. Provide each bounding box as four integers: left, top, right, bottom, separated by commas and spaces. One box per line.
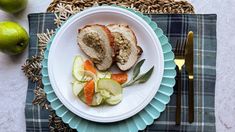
188, 78, 194, 123
175, 70, 182, 125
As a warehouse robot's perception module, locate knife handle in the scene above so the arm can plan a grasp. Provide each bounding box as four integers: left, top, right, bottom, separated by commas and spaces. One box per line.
188, 77, 194, 123
175, 70, 181, 125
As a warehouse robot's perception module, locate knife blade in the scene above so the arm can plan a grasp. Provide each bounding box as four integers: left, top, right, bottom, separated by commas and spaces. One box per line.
185, 31, 194, 123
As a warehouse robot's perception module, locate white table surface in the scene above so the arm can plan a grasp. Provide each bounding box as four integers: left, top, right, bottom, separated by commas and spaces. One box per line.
0, 0, 234, 131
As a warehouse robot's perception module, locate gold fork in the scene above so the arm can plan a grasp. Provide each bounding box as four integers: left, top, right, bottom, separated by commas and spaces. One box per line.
174, 39, 186, 125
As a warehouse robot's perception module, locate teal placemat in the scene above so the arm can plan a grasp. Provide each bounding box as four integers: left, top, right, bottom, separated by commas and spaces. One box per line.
25, 13, 216, 132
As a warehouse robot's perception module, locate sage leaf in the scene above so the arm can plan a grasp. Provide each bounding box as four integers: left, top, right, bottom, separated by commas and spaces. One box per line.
122, 80, 135, 87
136, 66, 154, 83
133, 59, 145, 80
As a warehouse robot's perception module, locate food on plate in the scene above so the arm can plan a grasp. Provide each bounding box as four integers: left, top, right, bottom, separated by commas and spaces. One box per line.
79, 92, 103, 106
84, 60, 97, 74
72, 81, 84, 97
107, 24, 143, 71
77, 24, 114, 71
73, 24, 155, 107
72, 56, 85, 81
123, 59, 154, 87
111, 73, 128, 84
83, 80, 95, 105
105, 94, 122, 105
97, 78, 122, 96
77, 24, 143, 71
97, 71, 111, 79
72, 56, 154, 106
72, 55, 123, 106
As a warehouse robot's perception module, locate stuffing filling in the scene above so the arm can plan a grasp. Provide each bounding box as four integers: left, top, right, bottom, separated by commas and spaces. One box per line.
112, 32, 131, 65
83, 32, 105, 62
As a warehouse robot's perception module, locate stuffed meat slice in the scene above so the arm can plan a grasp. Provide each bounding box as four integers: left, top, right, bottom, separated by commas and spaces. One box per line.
77, 24, 114, 71
107, 24, 142, 71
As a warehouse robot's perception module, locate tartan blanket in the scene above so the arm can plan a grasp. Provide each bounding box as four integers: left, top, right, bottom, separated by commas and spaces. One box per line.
25, 13, 217, 132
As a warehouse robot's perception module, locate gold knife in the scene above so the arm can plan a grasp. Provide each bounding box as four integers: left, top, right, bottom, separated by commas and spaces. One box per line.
185, 31, 194, 123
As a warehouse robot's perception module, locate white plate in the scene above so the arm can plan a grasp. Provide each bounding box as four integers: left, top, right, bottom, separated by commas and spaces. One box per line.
48, 6, 164, 123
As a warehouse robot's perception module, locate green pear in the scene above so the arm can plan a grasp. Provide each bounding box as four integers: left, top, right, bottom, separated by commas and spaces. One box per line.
0, 0, 28, 14
0, 21, 29, 55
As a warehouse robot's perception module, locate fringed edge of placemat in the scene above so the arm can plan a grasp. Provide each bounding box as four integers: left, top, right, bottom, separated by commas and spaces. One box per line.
47, 0, 194, 14
22, 0, 195, 131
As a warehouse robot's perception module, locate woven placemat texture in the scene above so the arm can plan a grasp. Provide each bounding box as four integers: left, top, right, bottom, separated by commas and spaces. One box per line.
47, 0, 194, 14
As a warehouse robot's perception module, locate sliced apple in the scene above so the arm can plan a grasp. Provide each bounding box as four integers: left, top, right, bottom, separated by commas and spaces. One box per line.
72, 81, 85, 96
99, 90, 111, 99
79, 92, 103, 106
97, 78, 122, 96
97, 71, 112, 79
79, 70, 97, 81
105, 94, 122, 105
72, 56, 85, 81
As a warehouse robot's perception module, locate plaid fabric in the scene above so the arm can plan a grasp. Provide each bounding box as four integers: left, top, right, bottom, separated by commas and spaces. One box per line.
26, 13, 56, 132
144, 14, 217, 132
25, 13, 217, 132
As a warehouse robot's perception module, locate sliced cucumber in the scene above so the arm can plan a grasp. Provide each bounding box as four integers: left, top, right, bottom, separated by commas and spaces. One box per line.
72, 81, 85, 96
72, 56, 84, 81
79, 92, 103, 106
97, 78, 122, 96
105, 94, 122, 105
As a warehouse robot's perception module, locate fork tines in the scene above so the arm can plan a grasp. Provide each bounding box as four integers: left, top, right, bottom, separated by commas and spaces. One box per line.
175, 40, 186, 57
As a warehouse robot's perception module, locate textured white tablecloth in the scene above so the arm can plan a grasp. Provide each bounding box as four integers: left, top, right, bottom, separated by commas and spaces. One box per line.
0, 0, 234, 131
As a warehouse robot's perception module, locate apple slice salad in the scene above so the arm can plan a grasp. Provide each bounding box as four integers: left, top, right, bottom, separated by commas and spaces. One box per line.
72, 56, 154, 106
